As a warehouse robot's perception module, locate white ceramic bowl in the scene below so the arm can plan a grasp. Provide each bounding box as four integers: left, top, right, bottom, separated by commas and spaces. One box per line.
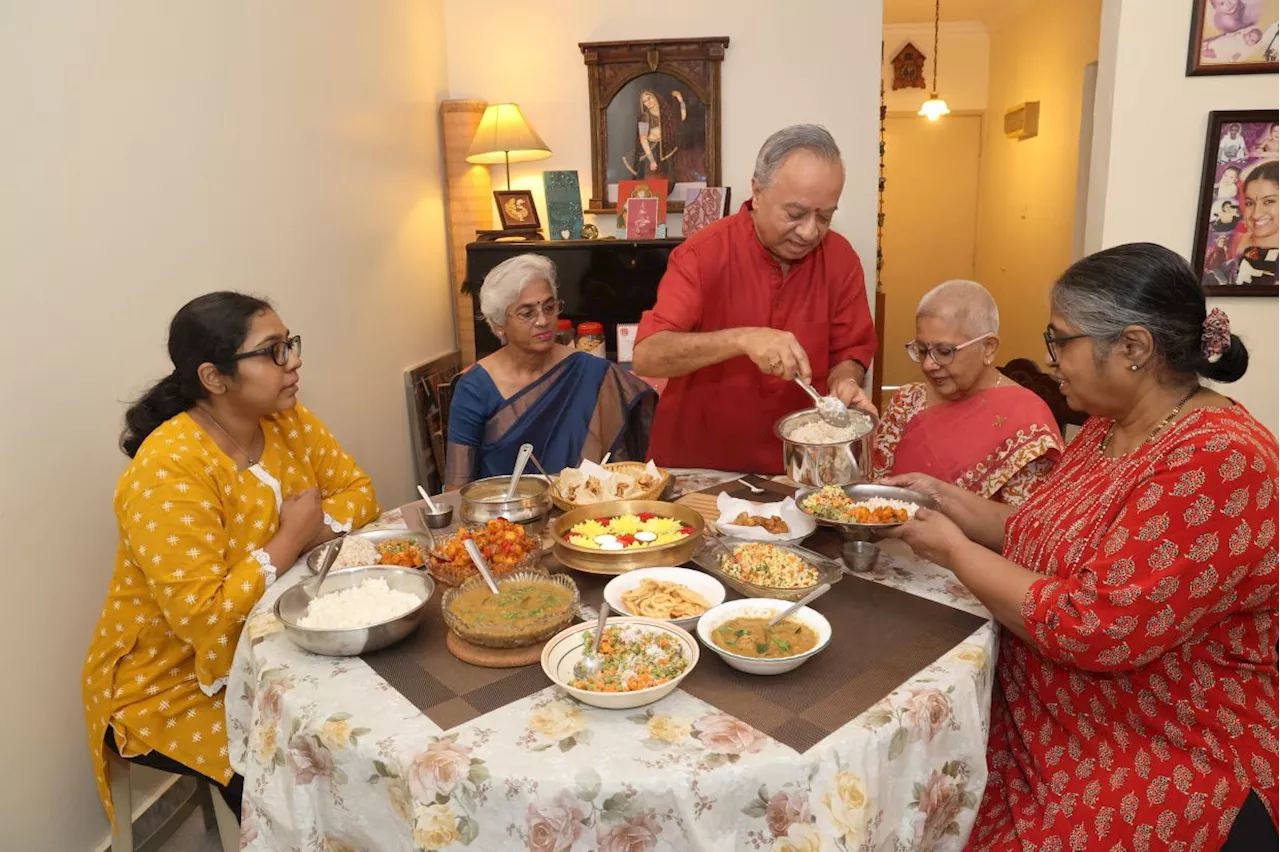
695, 598, 833, 675
541, 616, 699, 710
602, 567, 726, 628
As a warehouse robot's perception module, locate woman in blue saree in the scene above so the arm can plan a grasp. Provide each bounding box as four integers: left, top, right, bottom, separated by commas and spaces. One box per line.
445, 254, 658, 488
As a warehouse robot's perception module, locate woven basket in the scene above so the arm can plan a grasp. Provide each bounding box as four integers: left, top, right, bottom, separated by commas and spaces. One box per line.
550, 462, 671, 513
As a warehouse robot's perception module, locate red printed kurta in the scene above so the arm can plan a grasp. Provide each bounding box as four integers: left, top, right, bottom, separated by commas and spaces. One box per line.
637, 202, 878, 474
968, 407, 1278, 850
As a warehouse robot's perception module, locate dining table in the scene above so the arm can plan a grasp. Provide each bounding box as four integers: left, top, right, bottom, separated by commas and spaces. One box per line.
227, 470, 998, 852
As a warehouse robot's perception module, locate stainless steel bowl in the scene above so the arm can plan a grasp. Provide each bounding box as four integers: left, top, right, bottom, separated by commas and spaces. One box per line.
460, 475, 552, 534
775, 408, 877, 488
274, 566, 434, 656
841, 540, 881, 572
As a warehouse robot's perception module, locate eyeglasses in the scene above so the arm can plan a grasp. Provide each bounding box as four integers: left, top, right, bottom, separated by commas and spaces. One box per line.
234, 334, 301, 367
905, 333, 992, 366
509, 299, 565, 324
1042, 325, 1089, 364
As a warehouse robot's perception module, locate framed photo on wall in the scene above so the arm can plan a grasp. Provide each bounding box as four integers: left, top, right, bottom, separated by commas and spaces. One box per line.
1186, 0, 1278, 75
579, 37, 729, 214
1192, 110, 1279, 296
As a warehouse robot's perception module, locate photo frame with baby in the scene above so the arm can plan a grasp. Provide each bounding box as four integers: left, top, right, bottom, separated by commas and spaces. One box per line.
1186, 0, 1278, 75
1191, 110, 1279, 296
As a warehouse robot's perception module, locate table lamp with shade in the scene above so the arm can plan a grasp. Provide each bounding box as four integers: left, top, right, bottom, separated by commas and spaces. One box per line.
465, 103, 552, 190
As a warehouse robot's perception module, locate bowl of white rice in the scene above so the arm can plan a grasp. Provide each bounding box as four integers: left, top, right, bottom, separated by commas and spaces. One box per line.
274, 566, 434, 656
775, 408, 877, 488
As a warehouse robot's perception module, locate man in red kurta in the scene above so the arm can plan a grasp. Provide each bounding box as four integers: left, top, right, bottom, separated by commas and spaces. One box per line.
634, 125, 878, 473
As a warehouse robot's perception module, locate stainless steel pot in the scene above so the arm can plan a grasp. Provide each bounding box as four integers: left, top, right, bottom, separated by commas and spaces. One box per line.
459, 475, 552, 534
775, 408, 877, 488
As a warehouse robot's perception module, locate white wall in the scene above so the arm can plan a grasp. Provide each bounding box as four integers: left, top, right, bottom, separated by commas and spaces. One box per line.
1090, 0, 1278, 432
442, 0, 882, 272
0, 2, 453, 848
883, 22, 991, 114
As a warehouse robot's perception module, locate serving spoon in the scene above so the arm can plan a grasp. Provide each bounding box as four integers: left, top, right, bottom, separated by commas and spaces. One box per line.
573, 601, 611, 681
794, 377, 853, 429
767, 583, 832, 627
503, 443, 535, 500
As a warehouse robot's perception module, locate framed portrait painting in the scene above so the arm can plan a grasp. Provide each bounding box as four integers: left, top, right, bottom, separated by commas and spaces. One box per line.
1192, 110, 1279, 296
580, 37, 729, 214
1187, 0, 1278, 75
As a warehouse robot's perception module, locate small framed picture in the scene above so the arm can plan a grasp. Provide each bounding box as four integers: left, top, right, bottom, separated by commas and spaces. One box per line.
493, 190, 541, 231
1192, 110, 1279, 296
1187, 0, 1278, 76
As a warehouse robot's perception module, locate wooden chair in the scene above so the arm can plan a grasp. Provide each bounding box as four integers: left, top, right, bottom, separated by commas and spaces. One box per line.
997, 358, 1088, 434
107, 749, 239, 852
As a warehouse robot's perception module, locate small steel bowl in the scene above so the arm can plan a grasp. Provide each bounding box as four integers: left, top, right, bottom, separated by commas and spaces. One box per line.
275, 566, 434, 656
841, 541, 881, 573
419, 505, 455, 529
460, 475, 552, 534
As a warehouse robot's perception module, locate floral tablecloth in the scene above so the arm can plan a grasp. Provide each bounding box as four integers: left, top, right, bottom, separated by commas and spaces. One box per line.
227, 472, 997, 852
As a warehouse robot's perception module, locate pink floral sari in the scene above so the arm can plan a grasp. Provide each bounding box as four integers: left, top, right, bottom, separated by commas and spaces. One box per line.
871, 383, 1064, 505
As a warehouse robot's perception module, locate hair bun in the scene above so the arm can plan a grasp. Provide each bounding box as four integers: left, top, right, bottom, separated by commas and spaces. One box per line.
1198, 333, 1249, 383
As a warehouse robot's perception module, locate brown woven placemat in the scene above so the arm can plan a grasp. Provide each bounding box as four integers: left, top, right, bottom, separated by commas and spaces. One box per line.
365, 477, 986, 751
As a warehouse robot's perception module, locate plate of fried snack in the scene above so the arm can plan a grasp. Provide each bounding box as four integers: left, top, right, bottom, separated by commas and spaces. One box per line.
713, 492, 816, 543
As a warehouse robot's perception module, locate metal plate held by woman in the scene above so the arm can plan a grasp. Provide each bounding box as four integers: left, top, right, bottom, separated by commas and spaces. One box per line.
793, 483, 940, 534
304, 529, 436, 573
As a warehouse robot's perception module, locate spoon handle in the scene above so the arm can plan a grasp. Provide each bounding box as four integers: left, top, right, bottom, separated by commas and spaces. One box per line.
505, 443, 534, 500
310, 532, 347, 597
767, 582, 831, 626
463, 538, 501, 595
590, 600, 611, 655
793, 377, 824, 406
527, 452, 569, 502
416, 484, 439, 513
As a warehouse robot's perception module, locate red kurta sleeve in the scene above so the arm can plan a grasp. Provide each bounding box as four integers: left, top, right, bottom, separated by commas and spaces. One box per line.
827, 253, 878, 369
1020, 431, 1278, 674
637, 245, 703, 342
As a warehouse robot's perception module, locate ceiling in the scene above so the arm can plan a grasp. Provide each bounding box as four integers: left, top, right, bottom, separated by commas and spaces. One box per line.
883, 0, 1035, 27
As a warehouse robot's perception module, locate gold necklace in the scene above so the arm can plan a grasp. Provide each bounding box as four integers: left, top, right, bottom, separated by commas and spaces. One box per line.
1101, 385, 1201, 455
200, 408, 260, 466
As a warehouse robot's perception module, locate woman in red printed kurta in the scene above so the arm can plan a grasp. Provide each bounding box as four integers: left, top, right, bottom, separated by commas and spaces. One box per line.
885, 244, 1278, 850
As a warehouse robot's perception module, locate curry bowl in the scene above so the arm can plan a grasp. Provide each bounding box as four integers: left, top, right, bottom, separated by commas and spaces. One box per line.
441, 570, 578, 649
695, 598, 833, 676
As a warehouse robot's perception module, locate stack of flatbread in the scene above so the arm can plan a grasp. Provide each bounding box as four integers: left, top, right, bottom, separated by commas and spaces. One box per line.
556, 459, 662, 505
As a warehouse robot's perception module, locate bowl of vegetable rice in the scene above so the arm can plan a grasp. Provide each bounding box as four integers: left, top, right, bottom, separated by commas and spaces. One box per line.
540, 617, 699, 710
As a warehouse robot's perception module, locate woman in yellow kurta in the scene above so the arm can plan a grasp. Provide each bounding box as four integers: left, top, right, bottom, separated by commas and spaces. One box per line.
83, 292, 379, 825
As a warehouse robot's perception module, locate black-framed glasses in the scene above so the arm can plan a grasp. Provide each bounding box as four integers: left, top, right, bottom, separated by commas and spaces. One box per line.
905, 333, 992, 366
234, 334, 301, 367
1042, 325, 1088, 364
509, 299, 565, 324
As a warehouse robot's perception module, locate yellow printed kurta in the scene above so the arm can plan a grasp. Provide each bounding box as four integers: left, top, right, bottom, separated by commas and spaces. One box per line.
82, 403, 379, 824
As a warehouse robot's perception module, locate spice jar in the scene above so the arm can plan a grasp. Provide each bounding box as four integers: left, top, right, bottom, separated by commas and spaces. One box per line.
555, 319, 575, 346
575, 322, 607, 358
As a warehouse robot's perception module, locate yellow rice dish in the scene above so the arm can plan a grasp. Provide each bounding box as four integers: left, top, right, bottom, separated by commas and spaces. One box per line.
563, 513, 695, 551
719, 543, 820, 589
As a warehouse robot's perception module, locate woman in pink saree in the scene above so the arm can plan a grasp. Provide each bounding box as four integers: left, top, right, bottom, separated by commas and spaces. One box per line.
871, 280, 1063, 505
